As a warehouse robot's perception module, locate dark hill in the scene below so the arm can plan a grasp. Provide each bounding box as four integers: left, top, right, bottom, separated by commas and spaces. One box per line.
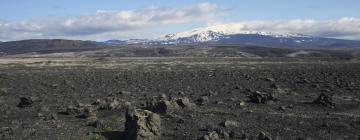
0, 39, 104, 55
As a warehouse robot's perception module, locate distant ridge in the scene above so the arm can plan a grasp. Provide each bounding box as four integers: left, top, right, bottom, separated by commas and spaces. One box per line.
0, 39, 103, 55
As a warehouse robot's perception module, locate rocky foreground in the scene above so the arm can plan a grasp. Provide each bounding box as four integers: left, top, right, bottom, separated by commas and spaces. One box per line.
0, 58, 360, 140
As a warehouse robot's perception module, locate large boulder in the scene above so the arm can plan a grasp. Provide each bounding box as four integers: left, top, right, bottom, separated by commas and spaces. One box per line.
125, 108, 161, 140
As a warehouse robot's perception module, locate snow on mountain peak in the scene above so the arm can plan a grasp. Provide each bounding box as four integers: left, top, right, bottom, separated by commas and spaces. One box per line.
165, 23, 311, 42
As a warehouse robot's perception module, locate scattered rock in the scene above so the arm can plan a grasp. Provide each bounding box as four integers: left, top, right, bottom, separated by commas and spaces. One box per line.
248, 91, 277, 104
97, 97, 130, 110
313, 93, 335, 107
17, 97, 33, 108
125, 108, 161, 140
201, 131, 220, 140
146, 95, 179, 114
147, 96, 196, 114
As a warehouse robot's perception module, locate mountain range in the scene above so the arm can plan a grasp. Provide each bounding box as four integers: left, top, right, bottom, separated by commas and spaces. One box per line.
1, 26, 360, 56
103, 28, 360, 48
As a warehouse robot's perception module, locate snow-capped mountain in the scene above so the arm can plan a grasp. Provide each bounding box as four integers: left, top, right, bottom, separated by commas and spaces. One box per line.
159, 26, 360, 47
103, 24, 360, 48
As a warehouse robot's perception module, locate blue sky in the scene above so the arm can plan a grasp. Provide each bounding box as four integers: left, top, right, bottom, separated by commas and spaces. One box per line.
0, 0, 359, 41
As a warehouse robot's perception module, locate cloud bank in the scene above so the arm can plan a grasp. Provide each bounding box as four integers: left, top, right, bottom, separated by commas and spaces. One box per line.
0, 3, 218, 41
0, 2, 359, 41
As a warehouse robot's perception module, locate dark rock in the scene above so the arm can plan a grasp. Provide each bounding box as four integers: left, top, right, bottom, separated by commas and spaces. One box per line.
125, 108, 161, 140
17, 97, 33, 108
176, 119, 185, 124
313, 93, 335, 107
248, 91, 277, 104
178, 91, 185, 96
278, 106, 286, 111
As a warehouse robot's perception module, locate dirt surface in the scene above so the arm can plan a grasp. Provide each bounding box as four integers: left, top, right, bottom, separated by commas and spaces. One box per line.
0, 57, 360, 140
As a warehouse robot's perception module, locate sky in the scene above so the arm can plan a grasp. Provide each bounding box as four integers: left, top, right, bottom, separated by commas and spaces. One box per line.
0, 0, 359, 41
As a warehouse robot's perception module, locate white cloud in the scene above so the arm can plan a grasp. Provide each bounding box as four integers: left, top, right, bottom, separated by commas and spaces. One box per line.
205, 17, 360, 39
0, 3, 219, 41
0, 2, 360, 41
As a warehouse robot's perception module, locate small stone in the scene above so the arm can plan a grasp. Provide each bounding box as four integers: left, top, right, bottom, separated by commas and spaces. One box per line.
258, 131, 272, 140
83, 108, 97, 119
176, 119, 185, 124
265, 78, 275, 82
198, 96, 209, 105
119, 91, 131, 95
17, 97, 33, 108
215, 101, 224, 105
50, 113, 58, 120
248, 91, 276, 104
222, 120, 239, 128
178, 91, 185, 96
40, 106, 50, 112
278, 106, 286, 111
37, 113, 44, 118
313, 93, 335, 107
217, 129, 229, 139
176, 97, 196, 110
64, 105, 83, 115
229, 131, 237, 138
239, 101, 246, 107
